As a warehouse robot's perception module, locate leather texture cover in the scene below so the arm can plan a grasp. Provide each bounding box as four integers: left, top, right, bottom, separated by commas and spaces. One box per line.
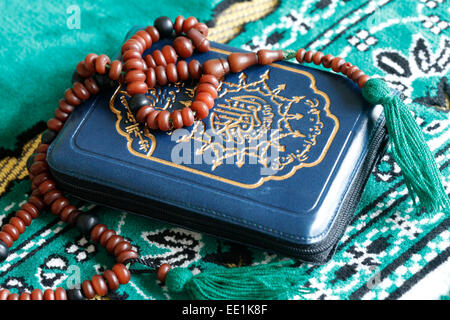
47, 38, 386, 263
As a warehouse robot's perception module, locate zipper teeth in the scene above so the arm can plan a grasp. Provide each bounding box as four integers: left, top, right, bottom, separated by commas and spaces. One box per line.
50, 121, 387, 261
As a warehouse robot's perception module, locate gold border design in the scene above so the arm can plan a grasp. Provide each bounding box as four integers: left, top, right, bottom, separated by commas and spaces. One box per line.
110, 48, 340, 189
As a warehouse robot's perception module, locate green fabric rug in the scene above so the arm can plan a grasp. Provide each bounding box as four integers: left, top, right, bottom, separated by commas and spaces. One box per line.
0, 0, 449, 300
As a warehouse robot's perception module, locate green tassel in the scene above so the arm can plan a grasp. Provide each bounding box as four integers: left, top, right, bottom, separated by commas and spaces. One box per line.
362, 78, 450, 213
165, 260, 314, 300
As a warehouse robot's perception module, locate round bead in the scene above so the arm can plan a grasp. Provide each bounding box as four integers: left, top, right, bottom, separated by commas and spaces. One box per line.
358, 75, 370, 88
73, 82, 90, 100
99, 229, 116, 247
122, 39, 143, 54
173, 36, 194, 59
181, 107, 195, 127
196, 92, 214, 109
145, 26, 160, 42
91, 275, 108, 296
109, 60, 123, 80
127, 81, 148, 95
75, 213, 99, 235
82, 280, 96, 299
0, 289, 10, 300
199, 74, 219, 88
191, 101, 209, 119
177, 61, 189, 81
154, 16, 173, 38
55, 287, 67, 300
43, 190, 62, 206
312, 51, 324, 65
112, 264, 131, 284
29, 161, 48, 176
22, 203, 39, 218
16, 210, 32, 226
113, 241, 132, 257
197, 83, 217, 99
128, 94, 150, 113
193, 22, 208, 36
7, 293, 19, 300
166, 63, 178, 83
125, 70, 146, 83
162, 45, 178, 64
122, 50, 142, 62
103, 270, 120, 291
64, 88, 81, 106
59, 99, 75, 113
174, 15, 185, 34
157, 263, 171, 282
188, 59, 202, 79
116, 250, 139, 264
106, 235, 123, 253
66, 288, 85, 300
0, 240, 9, 262
304, 50, 315, 63
59, 205, 78, 222
0, 232, 13, 248
76, 61, 91, 78
44, 289, 55, 300
84, 53, 98, 73
146, 110, 161, 130
47, 118, 64, 132
322, 54, 334, 68
152, 50, 167, 67
340, 62, 353, 75
296, 48, 306, 63
31, 289, 43, 300
146, 68, 157, 88
50, 197, 69, 215
157, 110, 171, 131
136, 106, 155, 123
182, 16, 198, 33
90, 223, 107, 242
95, 54, 111, 74
41, 129, 58, 144
155, 66, 168, 86
130, 35, 146, 51
3, 224, 19, 241
144, 54, 157, 69
171, 110, 184, 129
38, 180, 56, 195
135, 30, 153, 49
36, 144, 49, 153
19, 292, 31, 300
9, 217, 25, 234
54, 108, 69, 122
331, 57, 345, 72
124, 58, 145, 71
346, 66, 360, 78
351, 69, 365, 82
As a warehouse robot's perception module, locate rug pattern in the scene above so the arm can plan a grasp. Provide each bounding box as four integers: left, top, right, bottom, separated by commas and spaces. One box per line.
0, 0, 449, 300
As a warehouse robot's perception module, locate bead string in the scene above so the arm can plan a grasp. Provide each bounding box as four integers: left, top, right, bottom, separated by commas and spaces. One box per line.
0, 15, 371, 300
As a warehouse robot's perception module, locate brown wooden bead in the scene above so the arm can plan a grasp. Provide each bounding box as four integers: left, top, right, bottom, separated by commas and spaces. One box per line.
146, 110, 161, 130
136, 106, 154, 123
76, 61, 91, 78
82, 280, 96, 299
193, 22, 208, 36
3, 224, 19, 241
346, 66, 360, 77
90, 224, 107, 242
202, 58, 229, 79
182, 16, 198, 33
55, 108, 69, 122
166, 63, 178, 83
106, 235, 123, 253
136, 30, 153, 49
197, 83, 218, 99
304, 50, 315, 63
28, 195, 44, 211
358, 75, 370, 88
146, 68, 156, 88
157, 263, 171, 282
351, 69, 365, 82
38, 180, 55, 194
68, 211, 81, 226
64, 88, 81, 106
33, 153, 46, 162
84, 53, 98, 73
196, 92, 214, 109
10, 217, 25, 234
162, 45, 178, 64
228, 52, 258, 73
296, 48, 306, 63
44, 289, 55, 300
127, 81, 148, 95
91, 275, 108, 296
7, 293, 19, 300
151, 50, 166, 67
36, 144, 49, 153
113, 241, 132, 256
116, 250, 139, 264
331, 57, 345, 72
43, 189, 62, 206
257, 49, 283, 65
199, 74, 219, 88
125, 70, 146, 83
54, 287, 67, 300
181, 107, 195, 127
340, 62, 353, 75
47, 118, 64, 132
100, 229, 116, 247
123, 50, 142, 62
0, 231, 13, 247
59, 205, 77, 222
122, 39, 143, 54
312, 51, 324, 65
32, 173, 50, 188
171, 110, 184, 129
144, 54, 157, 69
186, 28, 210, 53
174, 15, 185, 34
155, 66, 168, 86
176, 61, 189, 81
145, 26, 160, 42
31, 289, 43, 300
50, 197, 69, 215
95, 54, 111, 74
19, 292, 31, 300
191, 101, 209, 119
322, 54, 334, 68
21, 203, 39, 219
103, 270, 120, 291
156, 110, 171, 131
173, 36, 194, 59
0, 289, 9, 300
58, 99, 75, 114
188, 59, 202, 79
109, 60, 123, 80
112, 263, 131, 284
30, 161, 48, 176
16, 210, 32, 226
124, 58, 145, 71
